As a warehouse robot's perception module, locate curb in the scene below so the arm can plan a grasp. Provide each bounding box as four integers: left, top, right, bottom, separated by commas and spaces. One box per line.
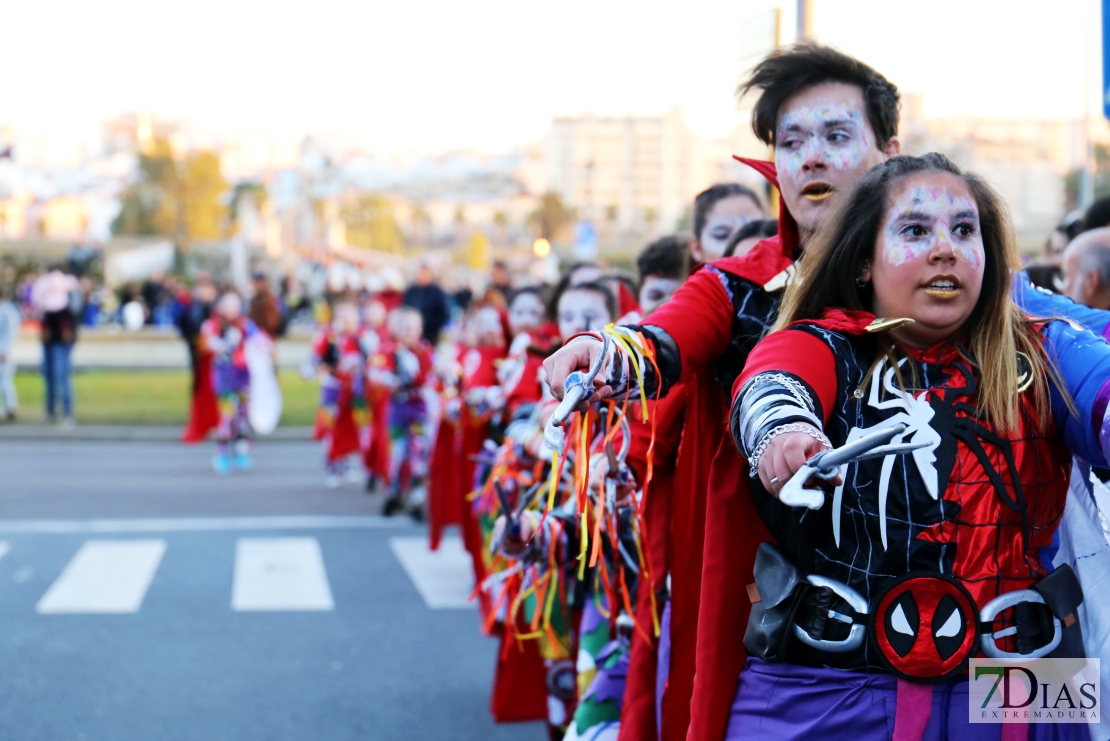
0, 425, 315, 442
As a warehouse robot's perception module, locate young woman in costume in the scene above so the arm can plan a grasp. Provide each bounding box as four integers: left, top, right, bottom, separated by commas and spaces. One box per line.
728, 153, 1110, 740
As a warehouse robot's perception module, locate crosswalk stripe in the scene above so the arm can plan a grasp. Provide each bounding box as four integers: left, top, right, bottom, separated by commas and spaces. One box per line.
0, 515, 412, 534
37, 540, 166, 614
231, 537, 334, 612
389, 536, 475, 610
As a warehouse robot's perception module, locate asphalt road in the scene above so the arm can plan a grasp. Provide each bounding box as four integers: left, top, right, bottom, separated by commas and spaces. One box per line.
0, 439, 544, 741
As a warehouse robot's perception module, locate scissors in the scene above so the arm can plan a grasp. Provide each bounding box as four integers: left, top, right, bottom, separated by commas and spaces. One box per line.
777, 422, 929, 509
543, 333, 613, 454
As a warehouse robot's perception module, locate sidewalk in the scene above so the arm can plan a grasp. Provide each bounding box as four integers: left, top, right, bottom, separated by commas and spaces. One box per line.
0, 424, 314, 442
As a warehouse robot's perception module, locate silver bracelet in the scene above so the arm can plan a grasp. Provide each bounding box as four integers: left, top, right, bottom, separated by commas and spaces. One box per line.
747, 423, 832, 477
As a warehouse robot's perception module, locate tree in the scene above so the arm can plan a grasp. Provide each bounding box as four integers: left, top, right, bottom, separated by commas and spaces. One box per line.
180, 152, 228, 242
112, 138, 179, 238
530, 191, 574, 241
341, 194, 405, 254
112, 139, 229, 247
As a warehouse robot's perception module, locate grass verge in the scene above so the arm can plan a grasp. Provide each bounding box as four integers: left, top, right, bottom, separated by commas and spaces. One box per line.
12, 369, 318, 426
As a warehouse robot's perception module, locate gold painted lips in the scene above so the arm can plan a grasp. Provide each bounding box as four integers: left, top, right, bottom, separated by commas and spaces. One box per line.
924, 276, 959, 299
801, 183, 833, 202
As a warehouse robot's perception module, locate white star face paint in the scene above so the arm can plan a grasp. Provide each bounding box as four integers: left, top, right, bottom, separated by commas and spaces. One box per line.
880, 186, 984, 270
772, 83, 889, 237
867, 171, 986, 348
775, 102, 872, 180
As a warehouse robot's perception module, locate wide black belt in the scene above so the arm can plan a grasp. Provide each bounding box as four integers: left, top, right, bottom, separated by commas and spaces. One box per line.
744, 543, 1084, 682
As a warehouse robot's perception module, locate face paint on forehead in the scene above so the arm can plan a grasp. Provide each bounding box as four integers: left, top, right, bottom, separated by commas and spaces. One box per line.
881, 186, 984, 268
775, 103, 872, 175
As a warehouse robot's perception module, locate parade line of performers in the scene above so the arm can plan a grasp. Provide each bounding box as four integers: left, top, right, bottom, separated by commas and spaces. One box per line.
180, 43, 1110, 741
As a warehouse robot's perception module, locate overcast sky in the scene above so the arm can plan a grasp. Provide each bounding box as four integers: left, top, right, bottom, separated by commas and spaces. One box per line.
2, 0, 1100, 156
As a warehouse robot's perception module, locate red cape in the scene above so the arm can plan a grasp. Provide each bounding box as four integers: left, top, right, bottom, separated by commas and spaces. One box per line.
181, 351, 219, 443
428, 416, 463, 551
685, 159, 798, 741
619, 160, 799, 741
362, 387, 392, 482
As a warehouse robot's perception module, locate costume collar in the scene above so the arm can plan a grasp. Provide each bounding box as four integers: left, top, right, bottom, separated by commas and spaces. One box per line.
702, 158, 801, 290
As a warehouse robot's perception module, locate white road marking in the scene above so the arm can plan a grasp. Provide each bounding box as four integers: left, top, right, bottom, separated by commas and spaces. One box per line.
37, 540, 166, 614
231, 537, 334, 612
0, 516, 411, 535
389, 536, 475, 610
0, 541, 10, 561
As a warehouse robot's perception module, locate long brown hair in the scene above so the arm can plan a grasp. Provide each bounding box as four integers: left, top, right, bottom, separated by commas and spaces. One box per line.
774, 153, 1050, 433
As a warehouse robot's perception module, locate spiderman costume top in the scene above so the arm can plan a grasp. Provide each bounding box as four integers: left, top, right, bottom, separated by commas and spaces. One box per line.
732, 309, 1110, 675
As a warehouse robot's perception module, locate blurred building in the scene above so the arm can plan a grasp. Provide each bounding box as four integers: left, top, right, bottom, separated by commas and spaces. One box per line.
547, 107, 726, 238
898, 93, 1084, 253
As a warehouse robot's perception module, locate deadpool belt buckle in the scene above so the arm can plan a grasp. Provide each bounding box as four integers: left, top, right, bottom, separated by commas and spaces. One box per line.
979, 589, 1062, 660
869, 572, 979, 682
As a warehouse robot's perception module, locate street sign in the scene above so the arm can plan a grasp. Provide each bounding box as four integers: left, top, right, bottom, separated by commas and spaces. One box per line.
573, 220, 598, 261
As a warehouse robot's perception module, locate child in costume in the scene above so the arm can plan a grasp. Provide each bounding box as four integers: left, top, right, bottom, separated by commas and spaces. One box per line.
200, 292, 256, 474
308, 302, 372, 488
374, 306, 434, 519
360, 297, 392, 490
499, 287, 557, 418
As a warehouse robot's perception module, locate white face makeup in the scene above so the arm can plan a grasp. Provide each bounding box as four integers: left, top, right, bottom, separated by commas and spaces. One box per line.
638, 276, 680, 315
508, 292, 545, 336
773, 83, 892, 238
866, 172, 986, 347
880, 185, 984, 273
333, 304, 360, 333
557, 289, 612, 341
695, 194, 764, 261
776, 102, 870, 178
473, 306, 506, 347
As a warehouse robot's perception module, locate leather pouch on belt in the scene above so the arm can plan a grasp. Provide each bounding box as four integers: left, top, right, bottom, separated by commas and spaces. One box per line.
743, 542, 805, 662
1033, 563, 1085, 659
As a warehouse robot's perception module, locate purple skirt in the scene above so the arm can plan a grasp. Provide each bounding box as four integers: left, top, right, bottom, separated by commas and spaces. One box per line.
724, 658, 1087, 741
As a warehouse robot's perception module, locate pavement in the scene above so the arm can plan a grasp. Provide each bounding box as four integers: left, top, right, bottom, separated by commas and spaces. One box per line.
0, 424, 314, 442
0, 439, 544, 740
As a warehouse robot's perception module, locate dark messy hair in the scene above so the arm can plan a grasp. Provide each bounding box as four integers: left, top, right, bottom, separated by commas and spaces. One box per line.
636, 235, 689, 281
556, 280, 616, 322
775, 152, 1051, 433
693, 184, 763, 241
740, 43, 900, 150
508, 284, 547, 311
724, 220, 778, 258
